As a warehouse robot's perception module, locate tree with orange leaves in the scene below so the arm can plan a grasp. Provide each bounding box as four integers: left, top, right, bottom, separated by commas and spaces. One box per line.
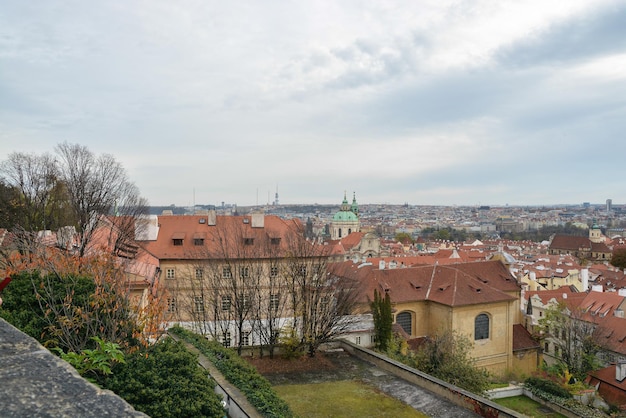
1, 248, 165, 352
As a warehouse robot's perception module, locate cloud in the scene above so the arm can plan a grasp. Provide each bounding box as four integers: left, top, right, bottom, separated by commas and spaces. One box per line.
496, 4, 626, 68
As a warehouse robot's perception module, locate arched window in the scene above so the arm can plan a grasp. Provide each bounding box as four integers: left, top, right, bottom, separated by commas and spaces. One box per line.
474, 313, 490, 340
396, 311, 412, 335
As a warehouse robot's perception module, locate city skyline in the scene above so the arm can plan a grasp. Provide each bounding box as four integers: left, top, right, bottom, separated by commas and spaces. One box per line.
2, 1, 626, 207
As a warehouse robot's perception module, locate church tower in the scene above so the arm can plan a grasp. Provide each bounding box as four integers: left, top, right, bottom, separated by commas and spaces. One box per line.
330, 192, 360, 240
589, 220, 603, 243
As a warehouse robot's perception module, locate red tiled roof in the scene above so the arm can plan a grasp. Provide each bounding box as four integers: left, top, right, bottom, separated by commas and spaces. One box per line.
513, 324, 540, 351
594, 316, 626, 356
550, 234, 591, 251
141, 214, 309, 260
329, 260, 517, 307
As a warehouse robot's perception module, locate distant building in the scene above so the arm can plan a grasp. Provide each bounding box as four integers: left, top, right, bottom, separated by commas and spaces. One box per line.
330, 192, 360, 240
549, 222, 612, 262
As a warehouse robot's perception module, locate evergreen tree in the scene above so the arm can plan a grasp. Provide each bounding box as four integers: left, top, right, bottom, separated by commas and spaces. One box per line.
370, 289, 392, 351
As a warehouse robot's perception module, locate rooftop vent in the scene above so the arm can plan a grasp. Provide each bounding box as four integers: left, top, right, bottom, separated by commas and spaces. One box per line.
199, 218, 206, 224
243, 218, 249, 224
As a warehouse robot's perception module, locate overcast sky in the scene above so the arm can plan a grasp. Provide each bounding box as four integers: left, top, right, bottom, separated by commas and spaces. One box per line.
1, 1, 625, 207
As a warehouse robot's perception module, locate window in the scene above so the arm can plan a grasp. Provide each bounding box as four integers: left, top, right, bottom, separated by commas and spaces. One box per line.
221, 295, 232, 311
194, 238, 204, 246
173, 238, 183, 246
166, 268, 175, 279
544, 342, 549, 353
270, 266, 278, 278
222, 267, 232, 278
241, 332, 251, 346
396, 311, 412, 335
240, 266, 249, 279
195, 268, 203, 280
238, 293, 251, 310
194, 296, 204, 313
270, 293, 280, 311
222, 332, 231, 348
271, 237, 281, 245
244, 238, 254, 245
474, 313, 490, 340
299, 265, 307, 276
355, 336, 361, 345
167, 297, 176, 313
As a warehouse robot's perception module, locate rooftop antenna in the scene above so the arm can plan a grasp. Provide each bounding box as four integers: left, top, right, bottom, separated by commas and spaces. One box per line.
274, 184, 279, 205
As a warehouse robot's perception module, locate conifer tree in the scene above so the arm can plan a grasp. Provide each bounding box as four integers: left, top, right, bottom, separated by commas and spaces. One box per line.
371, 289, 392, 351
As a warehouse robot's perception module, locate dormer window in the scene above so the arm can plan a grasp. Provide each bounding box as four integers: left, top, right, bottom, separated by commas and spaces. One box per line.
172, 232, 185, 246
244, 238, 254, 245
194, 238, 204, 246
271, 237, 281, 245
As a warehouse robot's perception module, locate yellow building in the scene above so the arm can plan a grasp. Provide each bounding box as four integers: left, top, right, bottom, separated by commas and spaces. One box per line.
329, 260, 540, 377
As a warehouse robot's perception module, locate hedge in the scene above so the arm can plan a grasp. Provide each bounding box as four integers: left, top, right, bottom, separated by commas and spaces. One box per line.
169, 326, 295, 418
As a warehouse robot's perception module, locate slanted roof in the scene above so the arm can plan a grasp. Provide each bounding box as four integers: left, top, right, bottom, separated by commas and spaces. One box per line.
594, 316, 626, 356
329, 260, 517, 308
550, 234, 591, 251
513, 324, 540, 352
141, 214, 308, 260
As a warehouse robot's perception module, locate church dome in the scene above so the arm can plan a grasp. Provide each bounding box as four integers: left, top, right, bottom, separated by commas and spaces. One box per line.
333, 210, 359, 221
332, 192, 359, 221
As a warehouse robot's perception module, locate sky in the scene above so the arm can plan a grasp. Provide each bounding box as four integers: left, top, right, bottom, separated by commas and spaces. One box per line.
1, 1, 626, 207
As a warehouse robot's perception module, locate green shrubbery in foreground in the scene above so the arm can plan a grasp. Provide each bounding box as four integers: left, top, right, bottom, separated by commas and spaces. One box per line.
170, 326, 295, 418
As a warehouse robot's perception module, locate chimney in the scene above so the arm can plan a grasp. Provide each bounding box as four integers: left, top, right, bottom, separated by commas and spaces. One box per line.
207, 209, 216, 226
251, 212, 264, 228
619, 288, 626, 297
379, 260, 385, 270
581, 268, 589, 291
617, 360, 626, 382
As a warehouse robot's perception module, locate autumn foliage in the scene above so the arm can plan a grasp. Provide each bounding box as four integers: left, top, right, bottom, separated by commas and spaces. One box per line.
1, 248, 166, 352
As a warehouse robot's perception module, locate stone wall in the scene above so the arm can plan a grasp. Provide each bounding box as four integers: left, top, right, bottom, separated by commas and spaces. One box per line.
337, 339, 525, 418
0, 318, 148, 418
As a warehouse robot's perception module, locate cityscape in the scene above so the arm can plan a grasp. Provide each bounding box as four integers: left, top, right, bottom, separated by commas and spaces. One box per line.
2, 0, 626, 417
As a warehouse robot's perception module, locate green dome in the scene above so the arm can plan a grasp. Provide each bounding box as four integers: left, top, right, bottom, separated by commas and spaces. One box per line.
333, 211, 359, 221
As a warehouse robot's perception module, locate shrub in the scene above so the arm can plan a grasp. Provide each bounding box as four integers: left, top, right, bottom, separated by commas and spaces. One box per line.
103, 337, 224, 418
525, 376, 572, 399
170, 326, 294, 418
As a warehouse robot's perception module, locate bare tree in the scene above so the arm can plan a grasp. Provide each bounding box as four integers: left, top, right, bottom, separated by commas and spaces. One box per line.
0, 152, 59, 232
284, 230, 361, 357
173, 215, 360, 358
55, 142, 148, 257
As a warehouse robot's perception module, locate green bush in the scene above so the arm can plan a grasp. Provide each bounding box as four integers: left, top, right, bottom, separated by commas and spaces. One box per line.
170, 326, 294, 418
103, 337, 224, 418
525, 376, 572, 399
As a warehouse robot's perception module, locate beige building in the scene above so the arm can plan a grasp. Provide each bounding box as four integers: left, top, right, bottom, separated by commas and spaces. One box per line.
329, 260, 539, 376
138, 211, 324, 346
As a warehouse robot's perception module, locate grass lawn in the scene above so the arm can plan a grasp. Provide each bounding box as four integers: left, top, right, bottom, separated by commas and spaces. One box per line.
274, 380, 427, 418
494, 396, 567, 418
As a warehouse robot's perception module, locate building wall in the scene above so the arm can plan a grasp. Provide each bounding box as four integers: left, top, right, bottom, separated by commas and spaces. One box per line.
392, 299, 515, 376
512, 349, 541, 377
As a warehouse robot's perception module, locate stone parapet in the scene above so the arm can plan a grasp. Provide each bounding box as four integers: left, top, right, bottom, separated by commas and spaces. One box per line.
0, 318, 148, 418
